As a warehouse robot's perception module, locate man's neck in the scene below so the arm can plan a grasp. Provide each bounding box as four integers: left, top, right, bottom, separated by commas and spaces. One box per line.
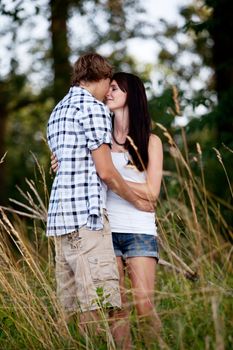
79, 81, 96, 98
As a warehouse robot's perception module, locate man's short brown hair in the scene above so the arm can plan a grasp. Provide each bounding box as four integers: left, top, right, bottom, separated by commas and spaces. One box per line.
71, 53, 113, 86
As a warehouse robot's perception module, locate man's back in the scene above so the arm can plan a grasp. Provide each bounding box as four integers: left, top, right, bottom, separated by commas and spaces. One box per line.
47, 86, 112, 236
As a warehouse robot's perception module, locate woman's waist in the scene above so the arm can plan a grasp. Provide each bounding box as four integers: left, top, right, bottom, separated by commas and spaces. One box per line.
107, 198, 155, 219
108, 209, 156, 234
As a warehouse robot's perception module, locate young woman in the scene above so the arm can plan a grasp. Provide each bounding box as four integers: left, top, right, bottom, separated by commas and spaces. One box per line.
105, 73, 163, 348
51, 72, 163, 348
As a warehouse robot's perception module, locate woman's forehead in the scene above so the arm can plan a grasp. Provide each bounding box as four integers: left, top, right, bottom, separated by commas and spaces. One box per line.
110, 80, 118, 86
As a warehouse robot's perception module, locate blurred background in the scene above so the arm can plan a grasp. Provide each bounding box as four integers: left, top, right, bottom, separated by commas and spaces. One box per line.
0, 0, 232, 238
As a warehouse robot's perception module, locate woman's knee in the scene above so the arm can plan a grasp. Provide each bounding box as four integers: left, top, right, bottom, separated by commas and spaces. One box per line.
134, 297, 154, 316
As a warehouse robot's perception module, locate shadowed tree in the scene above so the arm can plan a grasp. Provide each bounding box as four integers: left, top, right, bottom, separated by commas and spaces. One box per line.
0, 72, 32, 203
205, 0, 233, 142
50, 0, 71, 102
0, 82, 8, 202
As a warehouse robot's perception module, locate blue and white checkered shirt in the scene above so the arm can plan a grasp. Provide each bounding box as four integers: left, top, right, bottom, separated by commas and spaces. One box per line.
46, 86, 112, 236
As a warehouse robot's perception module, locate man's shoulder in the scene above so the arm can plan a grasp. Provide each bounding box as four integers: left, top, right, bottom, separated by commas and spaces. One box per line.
86, 99, 109, 114
69, 86, 108, 110
49, 86, 110, 119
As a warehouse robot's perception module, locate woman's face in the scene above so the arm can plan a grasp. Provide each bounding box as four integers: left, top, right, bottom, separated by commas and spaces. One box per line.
105, 80, 127, 111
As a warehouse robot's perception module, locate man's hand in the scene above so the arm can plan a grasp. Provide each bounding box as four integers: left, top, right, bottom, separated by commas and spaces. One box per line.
92, 144, 155, 213
134, 198, 155, 212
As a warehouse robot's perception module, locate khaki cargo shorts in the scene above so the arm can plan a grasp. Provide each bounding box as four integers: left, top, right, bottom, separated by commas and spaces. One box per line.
54, 214, 121, 313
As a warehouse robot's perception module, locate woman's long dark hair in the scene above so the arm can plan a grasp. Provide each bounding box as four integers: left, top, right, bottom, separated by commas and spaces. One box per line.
112, 72, 151, 171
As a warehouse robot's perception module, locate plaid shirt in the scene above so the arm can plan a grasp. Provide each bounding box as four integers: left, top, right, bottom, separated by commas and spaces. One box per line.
46, 86, 112, 236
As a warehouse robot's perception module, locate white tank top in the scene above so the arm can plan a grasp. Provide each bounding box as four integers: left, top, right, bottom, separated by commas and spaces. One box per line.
107, 152, 157, 235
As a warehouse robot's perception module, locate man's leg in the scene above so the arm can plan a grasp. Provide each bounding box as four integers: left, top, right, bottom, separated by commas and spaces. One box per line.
63, 218, 121, 340
55, 236, 77, 315
54, 235, 78, 337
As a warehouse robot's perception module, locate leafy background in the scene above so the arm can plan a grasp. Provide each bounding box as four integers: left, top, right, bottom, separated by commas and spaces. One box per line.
0, 1, 232, 348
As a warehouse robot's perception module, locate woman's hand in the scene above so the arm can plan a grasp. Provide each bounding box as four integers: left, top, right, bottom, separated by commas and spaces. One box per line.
51, 153, 59, 173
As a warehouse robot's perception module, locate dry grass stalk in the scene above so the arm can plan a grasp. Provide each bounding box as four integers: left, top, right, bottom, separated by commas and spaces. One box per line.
211, 296, 225, 350
0, 151, 8, 164
172, 85, 181, 116
0, 129, 232, 349
213, 147, 233, 198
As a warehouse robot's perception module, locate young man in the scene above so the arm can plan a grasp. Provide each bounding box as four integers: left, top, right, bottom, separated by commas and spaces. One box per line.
47, 53, 153, 319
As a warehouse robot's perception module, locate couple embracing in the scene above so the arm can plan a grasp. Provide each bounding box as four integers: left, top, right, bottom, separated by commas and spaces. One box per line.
47, 53, 163, 348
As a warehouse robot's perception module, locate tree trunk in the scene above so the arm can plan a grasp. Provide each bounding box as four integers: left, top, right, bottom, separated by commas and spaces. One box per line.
50, 0, 71, 103
210, 0, 233, 98
207, 0, 233, 142
0, 97, 8, 204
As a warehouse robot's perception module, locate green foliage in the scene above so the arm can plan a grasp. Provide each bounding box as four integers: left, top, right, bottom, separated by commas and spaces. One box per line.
95, 287, 112, 309
149, 88, 176, 130
4, 91, 53, 203
157, 272, 233, 350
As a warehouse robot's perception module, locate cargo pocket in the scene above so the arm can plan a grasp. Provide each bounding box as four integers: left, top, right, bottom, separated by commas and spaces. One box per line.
67, 231, 82, 249
88, 254, 119, 282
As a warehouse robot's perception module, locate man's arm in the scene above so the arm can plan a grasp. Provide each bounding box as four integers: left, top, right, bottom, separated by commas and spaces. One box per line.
91, 144, 154, 212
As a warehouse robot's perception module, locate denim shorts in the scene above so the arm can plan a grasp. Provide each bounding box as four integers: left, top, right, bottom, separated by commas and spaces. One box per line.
112, 232, 159, 260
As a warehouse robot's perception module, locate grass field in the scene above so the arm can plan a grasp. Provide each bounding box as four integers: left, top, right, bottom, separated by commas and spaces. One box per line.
0, 130, 232, 349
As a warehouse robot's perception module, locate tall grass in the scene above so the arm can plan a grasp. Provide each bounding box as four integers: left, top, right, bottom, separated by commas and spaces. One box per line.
0, 130, 232, 349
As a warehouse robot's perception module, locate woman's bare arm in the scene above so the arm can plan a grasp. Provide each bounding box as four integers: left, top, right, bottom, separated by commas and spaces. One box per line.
126, 134, 163, 203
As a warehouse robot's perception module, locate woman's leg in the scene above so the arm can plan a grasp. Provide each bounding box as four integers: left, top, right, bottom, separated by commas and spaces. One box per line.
126, 257, 157, 315
126, 257, 161, 346
110, 256, 132, 350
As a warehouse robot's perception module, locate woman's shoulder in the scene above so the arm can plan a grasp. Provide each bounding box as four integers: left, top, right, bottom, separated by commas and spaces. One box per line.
148, 134, 163, 162
149, 133, 162, 148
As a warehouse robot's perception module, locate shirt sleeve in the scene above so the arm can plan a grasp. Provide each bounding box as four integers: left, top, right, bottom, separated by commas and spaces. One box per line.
79, 102, 112, 151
